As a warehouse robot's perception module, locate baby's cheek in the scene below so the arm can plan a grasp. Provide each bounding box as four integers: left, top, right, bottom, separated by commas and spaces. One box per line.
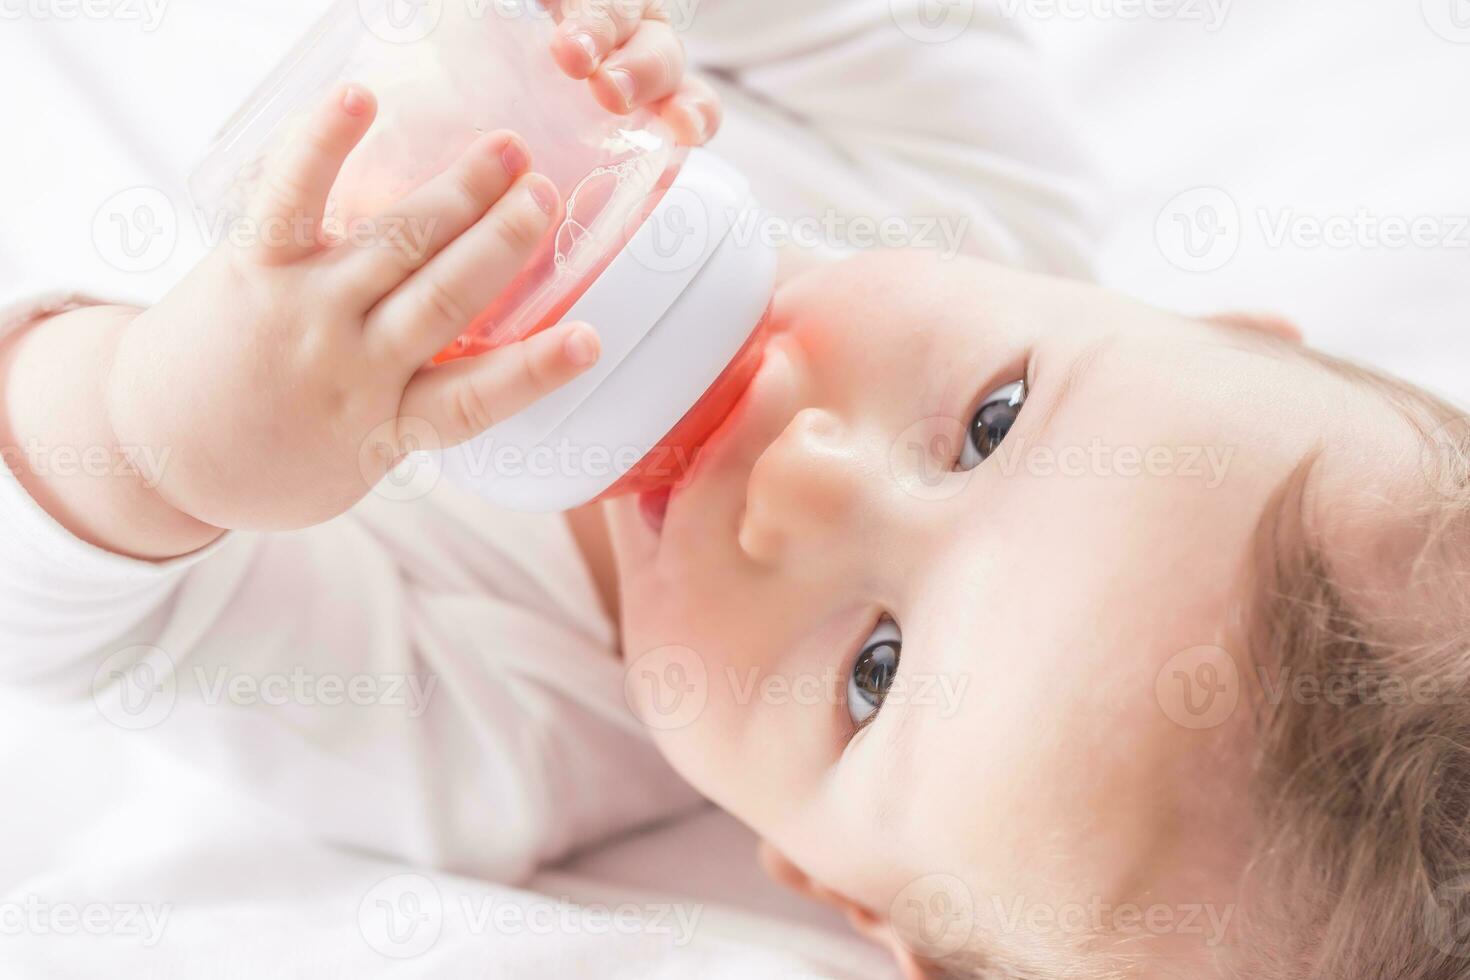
619, 642, 753, 809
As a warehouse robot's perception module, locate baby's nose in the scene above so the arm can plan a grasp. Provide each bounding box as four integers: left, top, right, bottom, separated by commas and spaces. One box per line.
738, 406, 864, 567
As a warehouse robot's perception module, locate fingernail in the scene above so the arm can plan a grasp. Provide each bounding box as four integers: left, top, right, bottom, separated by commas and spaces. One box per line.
527, 176, 559, 216
500, 137, 529, 177
569, 31, 599, 68
605, 69, 637, 109
563, 324, 600, 367
342, 85, 370, 117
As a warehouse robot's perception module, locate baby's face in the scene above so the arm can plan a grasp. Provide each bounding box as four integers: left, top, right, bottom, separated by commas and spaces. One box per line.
603, 253, 1402, 959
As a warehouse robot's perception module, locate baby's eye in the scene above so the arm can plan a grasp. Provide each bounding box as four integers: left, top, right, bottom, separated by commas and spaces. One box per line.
847, 618, 901, 728
958, 381, 1026, 471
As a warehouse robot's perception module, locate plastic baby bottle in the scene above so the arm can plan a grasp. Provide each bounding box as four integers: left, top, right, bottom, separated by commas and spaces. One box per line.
191, 0, 777, 511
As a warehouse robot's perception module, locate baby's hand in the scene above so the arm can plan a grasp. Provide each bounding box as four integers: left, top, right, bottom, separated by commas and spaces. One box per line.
549, 0, 722, 145
106, 86, 598, 537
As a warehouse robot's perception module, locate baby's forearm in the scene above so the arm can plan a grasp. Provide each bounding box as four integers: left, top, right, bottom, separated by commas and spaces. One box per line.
0, 306, 222, 561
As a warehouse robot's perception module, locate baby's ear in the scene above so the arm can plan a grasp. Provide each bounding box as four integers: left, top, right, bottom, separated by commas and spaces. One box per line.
1206, 312, 1304, 344
757, 841, 933, 980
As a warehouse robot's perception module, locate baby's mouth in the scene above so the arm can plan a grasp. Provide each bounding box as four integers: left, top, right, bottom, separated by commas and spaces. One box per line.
624, 309, 783, 538
639, 485, 672, 534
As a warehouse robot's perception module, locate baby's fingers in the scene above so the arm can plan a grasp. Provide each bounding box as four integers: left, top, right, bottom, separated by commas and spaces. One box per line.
399, 321, 601, 445
587, 18, 685, 114
343, 130, 531, 301
551, 0, 666, 79
653, 74, 721, 146
249, 85, 376, 264
365, 175, 560, 369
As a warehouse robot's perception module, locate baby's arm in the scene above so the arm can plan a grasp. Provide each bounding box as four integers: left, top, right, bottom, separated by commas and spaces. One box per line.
1, 89, 595, 562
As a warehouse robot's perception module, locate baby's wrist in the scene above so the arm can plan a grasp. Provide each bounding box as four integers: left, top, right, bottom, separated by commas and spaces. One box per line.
99, 307, 225, 557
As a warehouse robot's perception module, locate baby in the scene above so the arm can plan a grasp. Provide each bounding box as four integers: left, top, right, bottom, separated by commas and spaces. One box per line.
3, 5, 1468, 980
620, 254, 1470, 979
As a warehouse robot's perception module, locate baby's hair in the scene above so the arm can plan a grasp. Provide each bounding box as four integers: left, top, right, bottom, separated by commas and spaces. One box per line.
1232, 344, 1470, 979
909, 341, 1470, 980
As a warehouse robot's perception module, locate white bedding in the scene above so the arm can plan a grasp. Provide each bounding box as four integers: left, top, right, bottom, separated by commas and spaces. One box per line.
1036, 0, 1470, 404
4, 2, 1466, 977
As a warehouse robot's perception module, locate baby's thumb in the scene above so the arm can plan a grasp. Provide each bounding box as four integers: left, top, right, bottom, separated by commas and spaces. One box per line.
397, 321, 601, 446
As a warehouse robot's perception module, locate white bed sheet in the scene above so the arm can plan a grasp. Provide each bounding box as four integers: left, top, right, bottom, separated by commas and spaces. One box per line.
0, 703, 893, 977
1033, 0, 1470, 404
4, 3, 1467, 977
